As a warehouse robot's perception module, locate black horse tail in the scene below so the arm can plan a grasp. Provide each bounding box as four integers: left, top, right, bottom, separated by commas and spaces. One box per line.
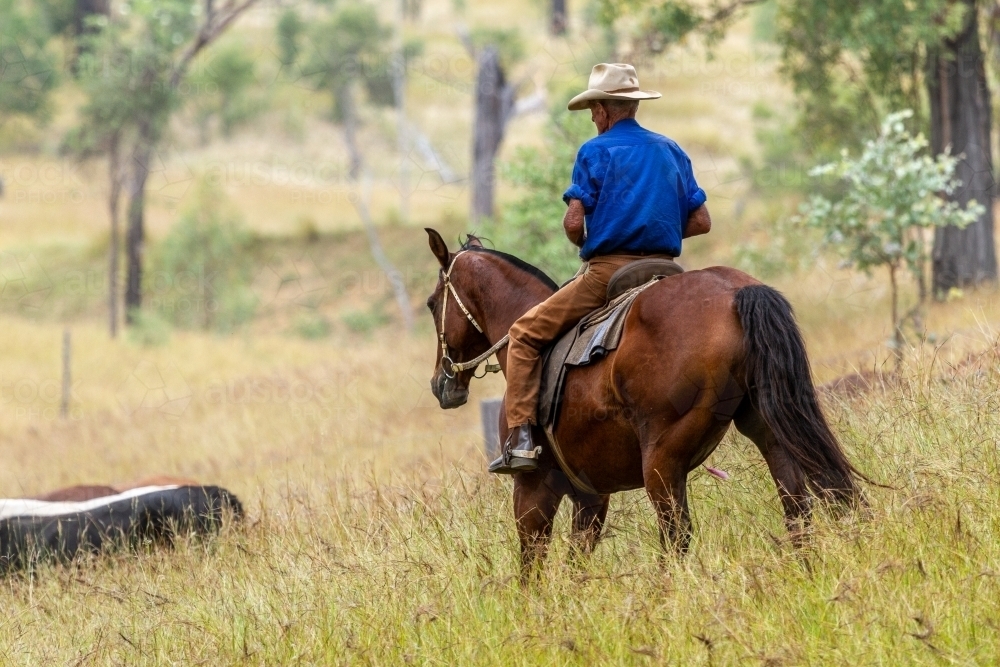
734, 284, 861, 505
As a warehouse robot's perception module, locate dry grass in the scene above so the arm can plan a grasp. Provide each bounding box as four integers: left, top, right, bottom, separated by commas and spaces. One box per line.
3, 329, 1000, 664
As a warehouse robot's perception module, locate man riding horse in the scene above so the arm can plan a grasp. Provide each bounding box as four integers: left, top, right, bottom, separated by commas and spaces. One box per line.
490, 63, 713, 474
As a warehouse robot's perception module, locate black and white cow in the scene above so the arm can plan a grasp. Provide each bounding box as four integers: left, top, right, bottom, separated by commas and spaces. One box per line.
0, 485, 243, 573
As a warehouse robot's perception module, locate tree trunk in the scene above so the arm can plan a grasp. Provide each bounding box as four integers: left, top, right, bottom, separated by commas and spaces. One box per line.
393, 2, 409, 223
354, 174, 414, 332
339, 77, 414, 332
340, 82, 361, 180
124, 130, 152, 322
927, 0, 997, 295
71, 0, 110, 70
889, 263, 903, 362
550, 0, 568, 36
108, 132, 122, 337
74, 0, 110, 35
471, 46, 515, 224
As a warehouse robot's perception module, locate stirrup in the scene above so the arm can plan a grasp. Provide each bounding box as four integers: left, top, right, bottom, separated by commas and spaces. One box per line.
487, 450, 540, 474
509, 446, 542, 460
488, 425, 541, 474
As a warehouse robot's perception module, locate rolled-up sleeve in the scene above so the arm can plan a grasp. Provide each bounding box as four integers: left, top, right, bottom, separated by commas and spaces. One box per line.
681, 154, 707, 213
563, 145, 605, 214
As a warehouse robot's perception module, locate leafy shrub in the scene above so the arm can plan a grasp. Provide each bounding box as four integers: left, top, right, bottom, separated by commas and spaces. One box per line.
798, 110, 982, 354
341, 304, 390, 336
149, 183, 258, 332
127, 309, 171, 347
189, 43, 266, 140
294, 312, 332, 340
486, 108, 592, 283
276, 8, 305, 69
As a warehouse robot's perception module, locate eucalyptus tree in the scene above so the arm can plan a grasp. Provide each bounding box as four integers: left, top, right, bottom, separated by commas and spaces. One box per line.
300, 3, 394, 179
0, 0, 58, 123
599, 0, 997, 295
72, 0, 260, 332
466, 28, 525, 224
286, 1, 418, 331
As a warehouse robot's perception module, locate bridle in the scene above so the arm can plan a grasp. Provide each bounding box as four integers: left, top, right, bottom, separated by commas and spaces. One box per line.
437, 251, 509, 379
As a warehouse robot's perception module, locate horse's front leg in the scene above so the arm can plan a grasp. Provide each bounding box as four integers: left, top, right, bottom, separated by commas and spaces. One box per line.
569, 492, 611, 559
512, 468, 566, 580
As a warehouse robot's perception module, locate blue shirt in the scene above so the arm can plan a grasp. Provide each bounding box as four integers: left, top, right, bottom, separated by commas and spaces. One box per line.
563, 119, 706, 260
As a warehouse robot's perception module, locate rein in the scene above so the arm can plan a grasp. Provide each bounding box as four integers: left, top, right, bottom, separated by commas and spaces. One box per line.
438, 251, 508, 379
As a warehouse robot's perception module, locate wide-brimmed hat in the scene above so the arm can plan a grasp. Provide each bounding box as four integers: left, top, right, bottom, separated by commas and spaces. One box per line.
567, 63, 661, 111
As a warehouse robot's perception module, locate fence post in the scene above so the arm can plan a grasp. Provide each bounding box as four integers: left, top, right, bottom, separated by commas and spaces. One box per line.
480, 398, 503, 462
60, 329, 71, 419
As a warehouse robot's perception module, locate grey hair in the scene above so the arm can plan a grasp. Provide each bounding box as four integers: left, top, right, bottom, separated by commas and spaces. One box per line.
595, 99, 640, 116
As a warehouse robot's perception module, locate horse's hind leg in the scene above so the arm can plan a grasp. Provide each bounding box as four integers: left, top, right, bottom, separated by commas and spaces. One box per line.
733, 398, 811, 542
642, 459, 691, 555
568, 493, 610, 559
513, 469, 566, 580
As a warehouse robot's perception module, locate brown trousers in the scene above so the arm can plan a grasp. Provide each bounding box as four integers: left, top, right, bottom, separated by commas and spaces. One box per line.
505, 253, 669, 429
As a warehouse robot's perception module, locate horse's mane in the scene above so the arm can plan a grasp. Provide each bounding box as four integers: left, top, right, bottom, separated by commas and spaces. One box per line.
460, 234, 559, 291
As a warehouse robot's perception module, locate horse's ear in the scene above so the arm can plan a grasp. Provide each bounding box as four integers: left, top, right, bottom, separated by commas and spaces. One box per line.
465, 234, 484, 248
425, 228, 450, 268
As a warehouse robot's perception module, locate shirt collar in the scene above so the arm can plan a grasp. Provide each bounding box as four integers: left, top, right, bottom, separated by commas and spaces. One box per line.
608, 118, 640, 132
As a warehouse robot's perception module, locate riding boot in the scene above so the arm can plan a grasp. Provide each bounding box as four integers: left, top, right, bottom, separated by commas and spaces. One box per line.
487, 424, 541, 475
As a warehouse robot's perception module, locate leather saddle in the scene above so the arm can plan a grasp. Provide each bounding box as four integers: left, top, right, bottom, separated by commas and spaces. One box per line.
535, 257, 684, 493
606, 258, 684, 299
538, 258, 685, 434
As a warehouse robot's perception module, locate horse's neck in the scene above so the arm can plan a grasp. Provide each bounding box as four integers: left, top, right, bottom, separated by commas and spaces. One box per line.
477, 267, 554, 376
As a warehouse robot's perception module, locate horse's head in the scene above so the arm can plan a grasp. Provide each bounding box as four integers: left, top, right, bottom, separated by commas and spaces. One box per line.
424, 228, 493, 409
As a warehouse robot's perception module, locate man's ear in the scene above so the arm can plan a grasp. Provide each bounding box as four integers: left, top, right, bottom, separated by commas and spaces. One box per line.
425, 228, 450, 268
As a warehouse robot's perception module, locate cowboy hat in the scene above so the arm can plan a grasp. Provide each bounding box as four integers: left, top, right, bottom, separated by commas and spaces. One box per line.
567, 63, 661, 111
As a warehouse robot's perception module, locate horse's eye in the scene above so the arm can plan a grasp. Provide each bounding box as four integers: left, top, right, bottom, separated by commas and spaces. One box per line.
426, 297, 435, 312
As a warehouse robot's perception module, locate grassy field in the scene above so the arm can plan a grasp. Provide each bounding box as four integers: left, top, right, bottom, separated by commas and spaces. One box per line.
5, 0, 1000, 664
4, 332, 1000, 664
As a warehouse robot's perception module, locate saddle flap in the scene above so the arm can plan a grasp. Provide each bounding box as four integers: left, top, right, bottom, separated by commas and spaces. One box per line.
606, 258, 683, 300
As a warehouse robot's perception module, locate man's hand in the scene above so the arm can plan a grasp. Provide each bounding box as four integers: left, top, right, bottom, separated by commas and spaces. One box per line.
684, 204, 711, 238
563, 199, 586, 247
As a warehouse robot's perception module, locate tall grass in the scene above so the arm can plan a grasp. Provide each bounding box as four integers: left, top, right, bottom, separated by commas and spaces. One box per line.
3, 324, 1000, 663
3, 5, 1000, 662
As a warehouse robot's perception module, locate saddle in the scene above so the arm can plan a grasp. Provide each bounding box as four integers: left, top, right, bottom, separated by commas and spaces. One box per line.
538, 258, 684, 434
533, 258, 683, 493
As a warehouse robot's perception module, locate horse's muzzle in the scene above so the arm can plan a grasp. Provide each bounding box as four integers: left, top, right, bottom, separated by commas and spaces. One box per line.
431, 374, 469, 409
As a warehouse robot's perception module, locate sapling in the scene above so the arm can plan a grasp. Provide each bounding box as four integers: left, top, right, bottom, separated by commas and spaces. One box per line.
799, 110, 982, 359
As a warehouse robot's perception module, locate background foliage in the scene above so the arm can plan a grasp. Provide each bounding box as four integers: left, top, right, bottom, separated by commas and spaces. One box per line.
150, 183, 258, 332
486, 108, 592, 282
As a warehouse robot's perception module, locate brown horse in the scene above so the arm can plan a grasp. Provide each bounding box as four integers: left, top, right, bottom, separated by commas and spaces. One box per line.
425, 229, 862, 573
